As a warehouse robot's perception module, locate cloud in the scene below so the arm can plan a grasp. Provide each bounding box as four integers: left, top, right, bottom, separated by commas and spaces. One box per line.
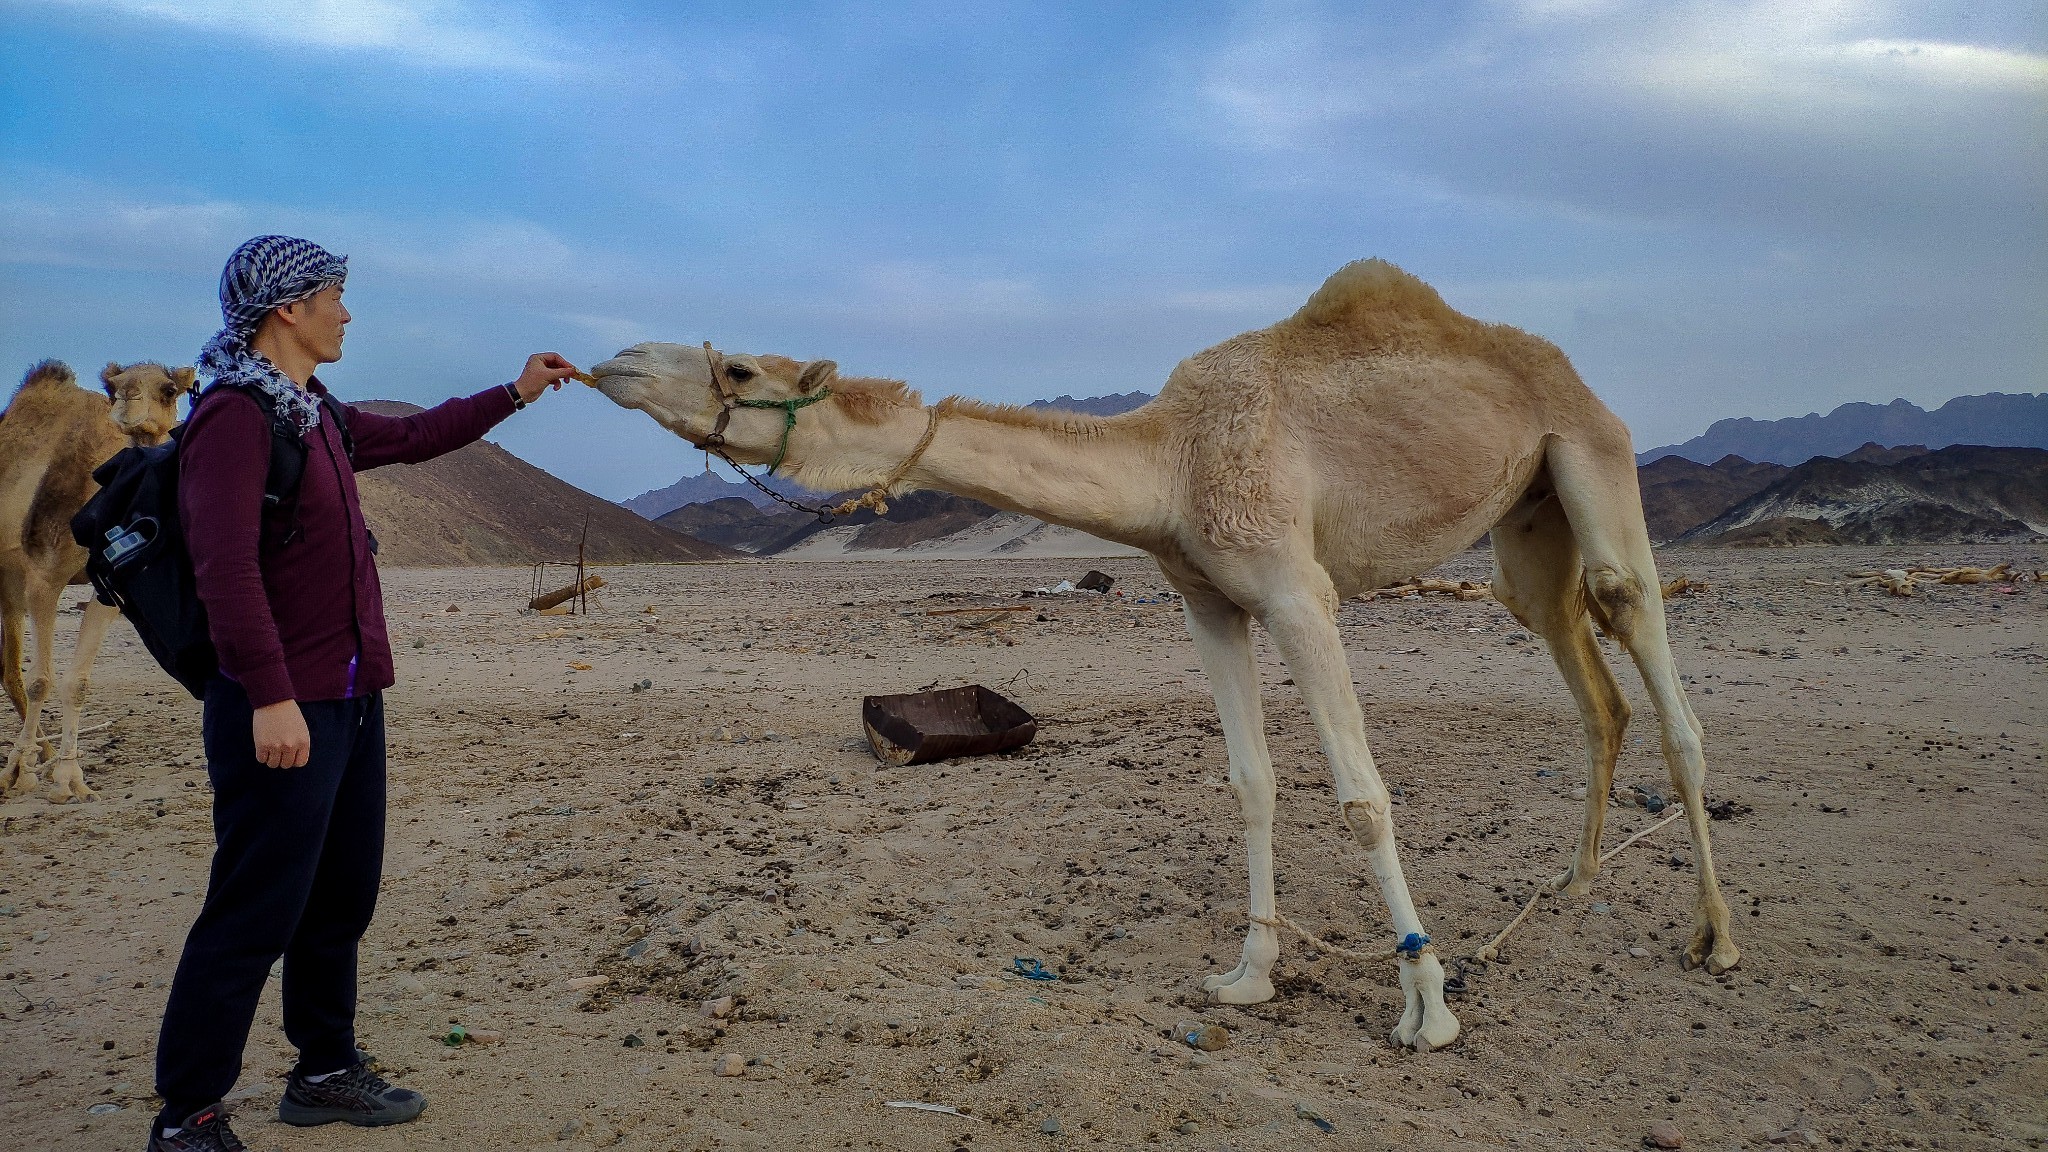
1184, 1, 2046, 251
19, 0, 563, 69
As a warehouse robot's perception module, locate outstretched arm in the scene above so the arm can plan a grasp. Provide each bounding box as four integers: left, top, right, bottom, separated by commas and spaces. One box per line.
344, 352, 580, 470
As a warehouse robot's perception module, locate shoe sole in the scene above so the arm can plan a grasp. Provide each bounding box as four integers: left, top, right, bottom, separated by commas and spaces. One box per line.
277, 1097, 426, 1127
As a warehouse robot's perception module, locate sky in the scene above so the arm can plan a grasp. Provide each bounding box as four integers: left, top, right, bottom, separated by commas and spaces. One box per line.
2, 1, 2042, 499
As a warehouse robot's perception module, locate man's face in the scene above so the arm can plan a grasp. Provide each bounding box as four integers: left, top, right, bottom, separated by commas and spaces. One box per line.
280, 283, 350, 365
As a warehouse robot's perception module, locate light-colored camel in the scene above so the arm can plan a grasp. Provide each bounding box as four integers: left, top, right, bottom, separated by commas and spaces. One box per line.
2, 360, 192, 800
588, 260, 1739, 1049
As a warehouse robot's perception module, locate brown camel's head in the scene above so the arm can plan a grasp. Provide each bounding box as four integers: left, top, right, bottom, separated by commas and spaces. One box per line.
587, 342, 837, 468
100, 361, 195, 443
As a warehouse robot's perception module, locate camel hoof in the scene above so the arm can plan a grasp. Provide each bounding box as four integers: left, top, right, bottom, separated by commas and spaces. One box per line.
1203, 972, 1274, 1005
1548, 866, 1596, 898
1683, 925, 1740, 975
1392, 1010, 1462, 1052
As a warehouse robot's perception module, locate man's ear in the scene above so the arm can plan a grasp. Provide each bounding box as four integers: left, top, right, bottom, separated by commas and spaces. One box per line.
797, 359, 837, 394
172, 366, 197, 394
100, 362, 123, 398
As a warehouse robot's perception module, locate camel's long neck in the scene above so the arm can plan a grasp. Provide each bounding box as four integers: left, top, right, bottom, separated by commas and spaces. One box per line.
795, 405, 1172, 550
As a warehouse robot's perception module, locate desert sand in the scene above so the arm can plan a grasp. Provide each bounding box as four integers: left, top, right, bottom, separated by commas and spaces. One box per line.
2, 546, 2042, 1150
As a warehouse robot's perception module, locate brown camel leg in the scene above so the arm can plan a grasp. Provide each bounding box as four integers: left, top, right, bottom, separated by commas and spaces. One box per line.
1548, 438, 1739, 975
3, 578, 60, 796
48, 598, 116, 802
1491, 479, 1630, 897
1, 568, 26, 724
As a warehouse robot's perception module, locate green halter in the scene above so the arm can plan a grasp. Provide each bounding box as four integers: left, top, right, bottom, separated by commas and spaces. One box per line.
731, 389, 832, 475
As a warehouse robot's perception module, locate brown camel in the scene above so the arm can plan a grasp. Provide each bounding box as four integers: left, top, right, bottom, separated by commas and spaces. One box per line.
587, 260, 1739, 1050
2, 359, 192, 800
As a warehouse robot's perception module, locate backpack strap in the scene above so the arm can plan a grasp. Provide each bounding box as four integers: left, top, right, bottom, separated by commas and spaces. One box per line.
317, 391, 355, 466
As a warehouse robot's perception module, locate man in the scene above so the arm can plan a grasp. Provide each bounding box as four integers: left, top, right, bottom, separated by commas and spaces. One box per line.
149, 235, 578, 1152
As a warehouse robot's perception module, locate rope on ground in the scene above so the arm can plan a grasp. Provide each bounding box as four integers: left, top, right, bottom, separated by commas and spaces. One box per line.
1474, 808, 1687, 963
1251, 912, 1405, 964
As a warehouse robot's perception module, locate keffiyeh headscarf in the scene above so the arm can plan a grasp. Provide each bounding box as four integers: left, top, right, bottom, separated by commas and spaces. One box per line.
197, 235, 348, 434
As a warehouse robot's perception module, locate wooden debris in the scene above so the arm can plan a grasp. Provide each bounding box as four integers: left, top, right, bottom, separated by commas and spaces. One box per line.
530, 574, 605, 611
1359, 578, 1493, 602
1841, 564, 2015, 597
1660, 576, 1706, 598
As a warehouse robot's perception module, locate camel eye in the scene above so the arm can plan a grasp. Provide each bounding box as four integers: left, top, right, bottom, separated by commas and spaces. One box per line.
726, 364, 755, 383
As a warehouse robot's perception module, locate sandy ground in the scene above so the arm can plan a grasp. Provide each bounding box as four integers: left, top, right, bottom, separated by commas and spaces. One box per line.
2, 546, 2044, 1151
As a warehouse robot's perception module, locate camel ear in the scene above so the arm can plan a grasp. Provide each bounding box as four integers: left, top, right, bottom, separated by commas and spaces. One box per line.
172, 366, 197, 393
100, 362, 123, 397
797, 359, 837, 394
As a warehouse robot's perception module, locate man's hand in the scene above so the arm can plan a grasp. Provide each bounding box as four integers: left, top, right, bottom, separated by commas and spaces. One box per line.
511, 352, 581, 404
253, 700, 312, 769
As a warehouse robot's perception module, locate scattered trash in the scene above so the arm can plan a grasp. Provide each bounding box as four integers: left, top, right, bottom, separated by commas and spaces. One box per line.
863, 685, 1037, 766
1076, 570, 1115, 593
1706, 799, 1752, 822
884, 1101, 980, 1121
1026, 580, 1078, 596
566, 974, 609, 991
441, 1025, 469, 1047
1178, 1021, 1230, 1051
1011, 957, 1058, 981
87, 1103, 121, 1115
1295, 1101, 1335, 1133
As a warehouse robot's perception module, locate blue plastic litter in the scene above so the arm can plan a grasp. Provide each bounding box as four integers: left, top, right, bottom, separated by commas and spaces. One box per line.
1011, 957, 1058, 981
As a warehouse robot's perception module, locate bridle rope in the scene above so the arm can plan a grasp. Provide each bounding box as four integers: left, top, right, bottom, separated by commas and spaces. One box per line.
692, 341, 940, 523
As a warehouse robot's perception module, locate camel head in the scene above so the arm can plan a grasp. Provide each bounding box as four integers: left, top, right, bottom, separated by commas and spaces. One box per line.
587, 342, 838, 469
100, 361, 194, 443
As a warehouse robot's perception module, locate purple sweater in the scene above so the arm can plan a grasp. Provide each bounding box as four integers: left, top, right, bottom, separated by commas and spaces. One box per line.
179, 379, 517, 708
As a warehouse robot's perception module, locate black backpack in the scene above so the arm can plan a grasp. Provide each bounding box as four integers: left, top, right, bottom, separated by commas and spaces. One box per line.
70, 384, 354, 699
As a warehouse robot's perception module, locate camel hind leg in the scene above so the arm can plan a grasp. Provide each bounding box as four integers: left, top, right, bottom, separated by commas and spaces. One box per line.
1, 568, 23, 724
3, 577, 61, 796
1490, 470, 1630, 898
1547, 433, 1739, 974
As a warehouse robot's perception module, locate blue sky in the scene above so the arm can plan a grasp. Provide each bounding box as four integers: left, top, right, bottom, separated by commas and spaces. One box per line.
3, 1, 2042, 499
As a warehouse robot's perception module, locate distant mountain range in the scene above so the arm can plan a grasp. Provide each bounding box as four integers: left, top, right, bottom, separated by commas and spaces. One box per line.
1639, 393, 2048, 465
1025, 391, 1152, 417
351, 402, 734, 566
1677, 444, 2047, 546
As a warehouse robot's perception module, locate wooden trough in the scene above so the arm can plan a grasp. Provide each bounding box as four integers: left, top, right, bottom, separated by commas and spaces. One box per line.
861, 684, 1037, 766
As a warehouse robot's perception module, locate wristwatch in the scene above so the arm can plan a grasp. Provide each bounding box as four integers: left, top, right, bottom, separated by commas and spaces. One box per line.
502, 381, 527, 411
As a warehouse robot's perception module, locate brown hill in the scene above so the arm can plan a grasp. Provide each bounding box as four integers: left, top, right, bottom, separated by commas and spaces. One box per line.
1636, 454, 1789, 541
655, 490, 1000, 555
1681, 444, 2048, 546
349, 401, 737, 567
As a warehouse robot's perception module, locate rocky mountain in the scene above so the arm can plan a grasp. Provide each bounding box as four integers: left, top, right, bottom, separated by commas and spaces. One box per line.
349, 401, 736, 566
656, 490, 1002, 555
1638, 392, 2048, 465
1026, 392, 1153, 417
619, 468, 824, 518
1678, 445, 2048, 546
1635, 454, 1790, 541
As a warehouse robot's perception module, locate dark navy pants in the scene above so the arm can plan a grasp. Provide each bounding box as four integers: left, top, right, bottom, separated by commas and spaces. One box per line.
155, 679, 385, 1122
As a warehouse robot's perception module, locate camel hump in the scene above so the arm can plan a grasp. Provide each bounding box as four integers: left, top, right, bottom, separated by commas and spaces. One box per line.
5, 359, 80, 417
1284, 259, 1459, 332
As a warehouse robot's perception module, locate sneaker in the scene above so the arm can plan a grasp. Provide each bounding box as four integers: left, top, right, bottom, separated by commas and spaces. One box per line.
278, 1058, 427, 1127
147, 1103, 247, 1151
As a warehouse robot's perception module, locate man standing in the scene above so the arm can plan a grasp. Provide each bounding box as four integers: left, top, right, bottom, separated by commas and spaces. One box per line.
149, 235, 577, 1151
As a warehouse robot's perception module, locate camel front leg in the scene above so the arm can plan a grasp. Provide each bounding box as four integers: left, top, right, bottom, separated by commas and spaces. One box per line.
2, 580, 61, 796
47, 599, 116, 802
1179, 589, 1280, 1005
1256, 575, 1459, 1052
